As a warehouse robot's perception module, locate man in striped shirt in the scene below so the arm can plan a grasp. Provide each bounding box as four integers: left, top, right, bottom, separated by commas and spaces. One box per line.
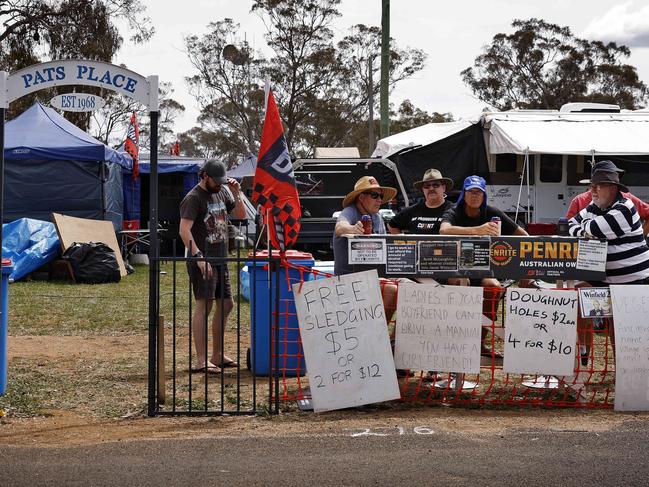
568, 166, 649, 285
568, 163, 649, 366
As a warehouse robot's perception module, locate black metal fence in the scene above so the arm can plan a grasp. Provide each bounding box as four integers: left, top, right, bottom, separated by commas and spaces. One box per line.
147, 237, 281, 416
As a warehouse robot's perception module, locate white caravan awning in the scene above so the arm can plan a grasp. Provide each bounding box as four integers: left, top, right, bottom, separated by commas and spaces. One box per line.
485, 112, 649, 155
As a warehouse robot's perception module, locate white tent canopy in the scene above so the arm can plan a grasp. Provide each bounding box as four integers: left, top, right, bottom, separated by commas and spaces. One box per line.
371, 120, 477, 158
485, 112, 649, 155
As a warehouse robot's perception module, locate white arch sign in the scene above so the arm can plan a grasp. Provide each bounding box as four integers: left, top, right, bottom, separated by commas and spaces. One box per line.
1, 59, 158, 110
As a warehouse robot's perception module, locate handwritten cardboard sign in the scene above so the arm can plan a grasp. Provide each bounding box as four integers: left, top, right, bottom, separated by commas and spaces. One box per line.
394, 283, 483, 374
504, 288, 578, 376
292, 269, 399, 412
610, 285, 649, 411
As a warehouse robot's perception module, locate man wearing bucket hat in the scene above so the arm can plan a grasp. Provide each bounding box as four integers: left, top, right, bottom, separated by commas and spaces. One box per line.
179, 159, 246, 374
568, 165, 649, 284
388, 168, 453, 235
440, 175, 529, 358
333, 175, 397, 275
566, 160, 649, 236
568, 161, 649, 365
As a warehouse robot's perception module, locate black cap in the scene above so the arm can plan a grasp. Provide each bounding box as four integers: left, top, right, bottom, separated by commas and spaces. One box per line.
200, 159, 228, 184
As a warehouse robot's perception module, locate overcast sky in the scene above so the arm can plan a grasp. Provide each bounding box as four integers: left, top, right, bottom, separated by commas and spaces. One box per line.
115, 0, 649, 134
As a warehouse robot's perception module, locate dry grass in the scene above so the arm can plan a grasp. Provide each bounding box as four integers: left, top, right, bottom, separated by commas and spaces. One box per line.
1, 258, 261, 418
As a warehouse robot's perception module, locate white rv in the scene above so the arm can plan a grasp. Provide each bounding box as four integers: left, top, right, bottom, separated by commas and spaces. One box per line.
374, 103, 649, 225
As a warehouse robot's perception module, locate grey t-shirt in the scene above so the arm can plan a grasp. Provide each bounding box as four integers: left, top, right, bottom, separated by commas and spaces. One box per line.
333, 205, 386, 275
179, 184, 235, 257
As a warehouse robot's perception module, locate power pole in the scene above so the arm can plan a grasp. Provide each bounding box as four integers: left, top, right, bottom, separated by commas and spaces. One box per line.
368, 56, 374, 154
380, 0, 390, 139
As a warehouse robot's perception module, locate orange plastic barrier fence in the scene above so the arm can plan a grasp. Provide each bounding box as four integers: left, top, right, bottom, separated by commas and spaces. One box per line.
271, 262, 614, 409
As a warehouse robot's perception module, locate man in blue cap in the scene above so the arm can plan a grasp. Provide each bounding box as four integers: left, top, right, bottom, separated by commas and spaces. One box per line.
440, 175, 529, 357
440, 175, 528, 239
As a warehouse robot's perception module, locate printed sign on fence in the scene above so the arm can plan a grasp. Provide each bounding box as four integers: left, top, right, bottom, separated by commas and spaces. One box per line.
579, 288, 612, 318
348, 239, 386, 265
504, 288, 578, 376
292, 269, 399, 412
394, 283, 483, 374
576, 239, 607, 272
610, 285, 649, 411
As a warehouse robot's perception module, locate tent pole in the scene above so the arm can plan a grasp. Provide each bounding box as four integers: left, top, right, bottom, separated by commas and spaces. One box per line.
514, 153, 525, 225
526, 149, 531, 224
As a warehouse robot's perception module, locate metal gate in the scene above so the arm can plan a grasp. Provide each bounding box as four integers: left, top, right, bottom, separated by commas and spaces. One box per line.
147, 241, 281, 416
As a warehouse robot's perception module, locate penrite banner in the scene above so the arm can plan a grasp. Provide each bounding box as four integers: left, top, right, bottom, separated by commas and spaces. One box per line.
489, 236, 606, 281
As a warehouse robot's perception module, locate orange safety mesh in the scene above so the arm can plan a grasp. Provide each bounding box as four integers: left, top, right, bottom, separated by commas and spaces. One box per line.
272, 262, 615, 409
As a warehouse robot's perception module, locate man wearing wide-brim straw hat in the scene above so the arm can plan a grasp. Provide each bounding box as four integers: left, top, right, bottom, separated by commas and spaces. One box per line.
388, 168, 454, 235
334, 175, 397, 275
333, 175, 400, 332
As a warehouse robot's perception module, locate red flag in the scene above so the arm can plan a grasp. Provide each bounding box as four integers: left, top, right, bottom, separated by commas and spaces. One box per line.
173, 141, 180, 156
252, 90, 301, 251
124, 112, 139, 180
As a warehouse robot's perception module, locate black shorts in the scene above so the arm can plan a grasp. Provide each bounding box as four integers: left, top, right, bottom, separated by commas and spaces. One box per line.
187, 260, 232, 300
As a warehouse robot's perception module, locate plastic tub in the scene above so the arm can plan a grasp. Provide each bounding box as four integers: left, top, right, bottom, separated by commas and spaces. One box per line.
246, 250, 314, 376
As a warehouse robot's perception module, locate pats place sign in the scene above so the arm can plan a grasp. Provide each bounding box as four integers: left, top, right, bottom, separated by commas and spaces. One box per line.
1, 59, 157, 109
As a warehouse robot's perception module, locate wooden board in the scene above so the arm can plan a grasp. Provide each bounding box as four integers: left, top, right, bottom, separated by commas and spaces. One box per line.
52, 213, 127, 277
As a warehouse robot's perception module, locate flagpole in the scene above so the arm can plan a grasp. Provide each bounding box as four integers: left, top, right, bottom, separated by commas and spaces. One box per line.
266, 207, 271, 293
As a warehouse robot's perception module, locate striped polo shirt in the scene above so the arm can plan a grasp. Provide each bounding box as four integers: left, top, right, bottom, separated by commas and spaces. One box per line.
568, 194, 649, 283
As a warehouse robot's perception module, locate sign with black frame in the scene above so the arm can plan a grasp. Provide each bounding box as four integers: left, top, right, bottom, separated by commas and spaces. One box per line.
348, 234, 606, 282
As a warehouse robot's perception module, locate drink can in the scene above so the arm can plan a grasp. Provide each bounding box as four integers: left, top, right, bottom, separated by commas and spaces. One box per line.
490, 216, 501, 235
361, 215, 372, 234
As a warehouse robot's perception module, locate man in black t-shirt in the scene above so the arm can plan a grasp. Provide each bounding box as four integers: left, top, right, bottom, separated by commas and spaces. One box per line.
440, 175, 529, 358
388, 168, 453, 235
179, 159, 246, 373
440, 175, 527, 239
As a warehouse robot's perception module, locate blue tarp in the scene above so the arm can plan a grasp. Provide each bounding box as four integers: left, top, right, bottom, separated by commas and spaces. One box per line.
3, 103, 127, 229
2, 218, 60, 281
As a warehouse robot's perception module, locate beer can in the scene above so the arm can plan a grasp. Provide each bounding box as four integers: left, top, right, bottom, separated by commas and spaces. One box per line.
490, 216, 501, 235
361, 215, 372, 234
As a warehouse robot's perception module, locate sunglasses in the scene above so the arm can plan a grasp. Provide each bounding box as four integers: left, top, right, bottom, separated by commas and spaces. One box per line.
422, 182, 443, 189
363, 191, 383, 199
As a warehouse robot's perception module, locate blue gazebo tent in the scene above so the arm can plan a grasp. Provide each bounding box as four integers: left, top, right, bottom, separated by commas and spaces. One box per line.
122, 154, 203, 226
3, 103, 131, 229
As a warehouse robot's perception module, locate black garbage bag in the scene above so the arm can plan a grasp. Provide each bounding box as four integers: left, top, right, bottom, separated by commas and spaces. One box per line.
62, 242, 121, 284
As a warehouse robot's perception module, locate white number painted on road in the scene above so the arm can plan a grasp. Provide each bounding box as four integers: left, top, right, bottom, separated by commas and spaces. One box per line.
345, 426, 435, 437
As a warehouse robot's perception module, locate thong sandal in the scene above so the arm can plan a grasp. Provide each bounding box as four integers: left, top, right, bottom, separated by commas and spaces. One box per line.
216, 359, 239, 368
191, 363, 221, 374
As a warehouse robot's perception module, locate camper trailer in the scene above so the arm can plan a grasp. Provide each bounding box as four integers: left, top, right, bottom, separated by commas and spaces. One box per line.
291, 157, 410, 256
375, 103, 649, 227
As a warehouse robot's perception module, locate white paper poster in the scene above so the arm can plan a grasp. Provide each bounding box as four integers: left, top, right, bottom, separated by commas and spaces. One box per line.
576, 239, 607, 272
610, 285, 649, 411
504, 288, 578, 376
292, 269, 399, 412
394, 283, 483, 374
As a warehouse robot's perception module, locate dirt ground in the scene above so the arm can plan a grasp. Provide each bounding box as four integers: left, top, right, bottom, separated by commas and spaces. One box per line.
2, 335, 644, 448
